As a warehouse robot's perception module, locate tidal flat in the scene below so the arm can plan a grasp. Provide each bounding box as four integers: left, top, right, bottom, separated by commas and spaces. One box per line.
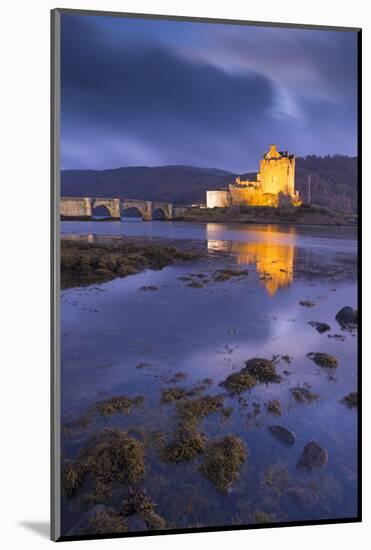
60, 221, 358, 536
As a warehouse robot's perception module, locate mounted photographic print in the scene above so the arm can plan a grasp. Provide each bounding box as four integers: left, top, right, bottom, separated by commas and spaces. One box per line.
51, 8, 361, 541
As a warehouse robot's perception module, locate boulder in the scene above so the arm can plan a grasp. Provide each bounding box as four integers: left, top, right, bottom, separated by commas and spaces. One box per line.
335, 306, 357, 328
297, 440, 328, 471
268, 425, 296, 446
308, 321, 331, 334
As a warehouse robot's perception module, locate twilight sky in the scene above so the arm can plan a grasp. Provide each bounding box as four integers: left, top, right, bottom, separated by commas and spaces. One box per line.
61, 14, 358, 172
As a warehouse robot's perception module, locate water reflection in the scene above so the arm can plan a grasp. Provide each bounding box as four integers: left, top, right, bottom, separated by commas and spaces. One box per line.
207, 225, 296, 296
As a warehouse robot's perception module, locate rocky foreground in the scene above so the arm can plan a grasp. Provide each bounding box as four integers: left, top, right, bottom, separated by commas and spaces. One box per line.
61, 236, 199, 289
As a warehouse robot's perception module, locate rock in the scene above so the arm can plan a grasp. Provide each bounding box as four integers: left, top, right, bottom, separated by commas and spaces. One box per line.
335, 306, 358, 328
140, 286, 158, 291
340, 392, 358, 408
306, 352, 338, 368
308, 321, 331, 334
266, 399, 282, 415
299, 300, 315, 307
297, 440, 328, 471
287, 487, 319, 511
268, 425, 296, 446
264, 464, 290, 490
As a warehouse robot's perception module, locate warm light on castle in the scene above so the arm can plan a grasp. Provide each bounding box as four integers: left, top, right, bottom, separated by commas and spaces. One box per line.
206, 144, 301, 208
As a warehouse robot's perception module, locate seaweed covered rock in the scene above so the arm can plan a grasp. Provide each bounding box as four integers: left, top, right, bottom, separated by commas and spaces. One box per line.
264, 464, 290, 491
341, 392, 358, 408
77, 428, 145, 497
122, 490, 166, 531
251, 511, 277, 524
161, 422, 206, 463
213, 268, 249, 282
245, 358, 282, 383
67, 505, 127, 536
61, 239, 198, 289
287, 487, 319, 511
268, 425, 296, 447
219, 369, 257, 395
199, 435, 247, 493
176, 395, 225, 423
308, 321, 331, 334
219, 358, 281, 394
290, 386, 319, 404
160, 394, 225, 464
161, 387, 189, 403
266, 400, 282, 415
335, 306, 358, 329
306, 352, 338, 369
297, 440, 328, 471
93, 395, 144, 416
61, 459, 82, 497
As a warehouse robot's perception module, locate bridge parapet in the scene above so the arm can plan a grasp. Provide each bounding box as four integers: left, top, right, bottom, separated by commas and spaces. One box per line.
60, 196, 192, 221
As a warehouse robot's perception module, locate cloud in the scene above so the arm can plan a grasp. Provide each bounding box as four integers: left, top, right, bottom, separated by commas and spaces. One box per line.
60, 14, 358, 171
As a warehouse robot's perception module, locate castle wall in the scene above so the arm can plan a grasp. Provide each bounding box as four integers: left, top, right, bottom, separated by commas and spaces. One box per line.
206, 190, 231, 208
259, 156, 295, 196
229, 186, 278, 207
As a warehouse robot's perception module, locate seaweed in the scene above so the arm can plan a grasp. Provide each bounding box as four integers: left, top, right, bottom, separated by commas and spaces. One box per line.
306, 352, 338, 368
65, 428, 146, 501
213, 268, 249, 282
122, 490, 166, 530
290, 386, 319, 404
61, 460, 82, 497
219, 370, 257, 394
266, 400, 282, 415
81, 506, 127, 535
161, 387, 189, 403
93, 395, 144, 417
245, 358, 282, 383
199, 435, 247, 493
251, 511, 277, 524
161, 422, 207, 463
176, 395, 225, 423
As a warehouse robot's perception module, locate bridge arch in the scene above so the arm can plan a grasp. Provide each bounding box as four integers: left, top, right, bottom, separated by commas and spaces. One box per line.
92, 204, 112, 218
92, 198, 121, 219
121, 206, 145, 219
152, 207, 167, 220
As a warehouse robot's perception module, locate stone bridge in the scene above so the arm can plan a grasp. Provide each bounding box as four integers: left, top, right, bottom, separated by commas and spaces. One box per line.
60, 196, 190, 221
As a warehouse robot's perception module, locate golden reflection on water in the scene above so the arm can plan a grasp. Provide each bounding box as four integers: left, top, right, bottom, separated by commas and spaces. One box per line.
207, 225, 297, 296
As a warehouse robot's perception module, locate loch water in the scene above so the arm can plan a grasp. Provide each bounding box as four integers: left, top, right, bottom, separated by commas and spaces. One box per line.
60, 220, 358, 533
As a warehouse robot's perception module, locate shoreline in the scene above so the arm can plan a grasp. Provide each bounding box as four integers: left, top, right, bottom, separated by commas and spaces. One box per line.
61, 210, 357, 227
60, 235, 203, 289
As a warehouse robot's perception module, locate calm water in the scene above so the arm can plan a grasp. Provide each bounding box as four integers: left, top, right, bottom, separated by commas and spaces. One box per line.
60, 220, 358, 533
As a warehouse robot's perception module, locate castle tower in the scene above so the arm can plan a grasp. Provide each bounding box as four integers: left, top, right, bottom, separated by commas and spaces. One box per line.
259, 144, 295, 196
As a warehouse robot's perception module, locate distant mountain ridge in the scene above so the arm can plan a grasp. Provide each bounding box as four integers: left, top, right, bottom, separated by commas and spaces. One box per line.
61, 155, 358, 213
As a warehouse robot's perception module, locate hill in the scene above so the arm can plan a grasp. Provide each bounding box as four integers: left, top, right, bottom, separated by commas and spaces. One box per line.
61, 165, 233, 205
61, 155, 358, 213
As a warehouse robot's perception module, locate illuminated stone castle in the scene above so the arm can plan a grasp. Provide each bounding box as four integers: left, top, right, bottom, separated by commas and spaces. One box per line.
206, 145, 301, 208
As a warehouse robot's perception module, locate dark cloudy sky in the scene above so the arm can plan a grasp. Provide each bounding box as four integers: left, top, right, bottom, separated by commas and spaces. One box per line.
60, 13, 358, 172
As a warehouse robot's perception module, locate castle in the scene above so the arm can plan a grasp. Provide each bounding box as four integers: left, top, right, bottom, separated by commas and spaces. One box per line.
206, 145, 301, 208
